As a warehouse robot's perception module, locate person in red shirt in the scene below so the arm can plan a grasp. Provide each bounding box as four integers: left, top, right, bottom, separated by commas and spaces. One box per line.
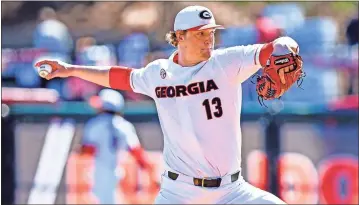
255, 14, 283, 43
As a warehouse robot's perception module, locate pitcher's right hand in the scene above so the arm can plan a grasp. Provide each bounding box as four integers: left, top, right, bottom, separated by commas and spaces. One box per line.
35, 60, 73, 80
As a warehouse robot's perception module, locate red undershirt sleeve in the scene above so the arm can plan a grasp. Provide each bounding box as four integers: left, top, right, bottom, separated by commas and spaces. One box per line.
109, 66, 133, 91
259, 42, 274, 67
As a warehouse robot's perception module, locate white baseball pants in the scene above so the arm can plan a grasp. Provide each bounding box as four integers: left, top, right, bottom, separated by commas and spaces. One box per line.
154, 171, 286, 204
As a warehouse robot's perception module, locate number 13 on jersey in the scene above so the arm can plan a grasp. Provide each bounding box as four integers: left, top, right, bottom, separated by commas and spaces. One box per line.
202, 97, 223, 120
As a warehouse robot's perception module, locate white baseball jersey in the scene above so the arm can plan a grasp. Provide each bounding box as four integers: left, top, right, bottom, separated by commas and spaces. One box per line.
130, 45, 263, 178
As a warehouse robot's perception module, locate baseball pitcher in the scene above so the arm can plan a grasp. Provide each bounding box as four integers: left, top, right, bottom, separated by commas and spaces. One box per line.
35, 5, 304, 204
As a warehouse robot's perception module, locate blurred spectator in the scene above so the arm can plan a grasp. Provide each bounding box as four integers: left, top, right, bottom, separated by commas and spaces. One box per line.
117, 32, 150, 68
81, 89, 157, 204
9, 48, 48, 88
346, 17, 358, 46
344, 17, 358, 95
62, 77, 101, 101
14, 63, 42, 88
32, 7, 73, 95
117, 32, 151, 101
255, 14, 282, 43
291, 17, 338, 56
75, 36, 117, 66
62, 36, 119, 101
2, 49, 17, 78
33, 7, 73, 54
261, 3, 305, 35
75, 36, 97, 65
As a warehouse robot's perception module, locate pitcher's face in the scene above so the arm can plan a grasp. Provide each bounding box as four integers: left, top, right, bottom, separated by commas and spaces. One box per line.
180, 29, 216, 61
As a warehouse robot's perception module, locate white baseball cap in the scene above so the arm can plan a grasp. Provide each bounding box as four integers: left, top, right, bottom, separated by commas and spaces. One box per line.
174, 6, 224, 31
89, 89, 125, 113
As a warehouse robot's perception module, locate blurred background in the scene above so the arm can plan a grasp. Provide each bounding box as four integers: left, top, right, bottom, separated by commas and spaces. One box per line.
1, 1, 358, 204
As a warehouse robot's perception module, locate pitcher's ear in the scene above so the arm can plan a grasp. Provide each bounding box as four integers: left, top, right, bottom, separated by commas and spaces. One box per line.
176, 30, 186, 41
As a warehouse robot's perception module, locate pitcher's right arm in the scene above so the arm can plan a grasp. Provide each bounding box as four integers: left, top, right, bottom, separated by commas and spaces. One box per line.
35, 60, 135, 91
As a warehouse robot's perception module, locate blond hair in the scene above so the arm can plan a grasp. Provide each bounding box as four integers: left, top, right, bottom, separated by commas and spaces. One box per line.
165, 30, 187, 47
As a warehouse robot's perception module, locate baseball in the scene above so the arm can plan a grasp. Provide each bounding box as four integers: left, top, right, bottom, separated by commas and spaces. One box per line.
37, 64, 52, 78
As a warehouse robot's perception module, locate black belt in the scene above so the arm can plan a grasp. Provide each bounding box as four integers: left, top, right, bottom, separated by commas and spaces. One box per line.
167, 171, 240, 188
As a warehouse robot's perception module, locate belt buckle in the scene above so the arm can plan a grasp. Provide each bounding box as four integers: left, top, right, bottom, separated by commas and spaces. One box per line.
200, 176, 211, 187
201, 178, 205, 187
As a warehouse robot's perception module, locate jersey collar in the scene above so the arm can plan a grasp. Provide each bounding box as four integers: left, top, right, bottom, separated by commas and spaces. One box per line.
169, 50, 179, 64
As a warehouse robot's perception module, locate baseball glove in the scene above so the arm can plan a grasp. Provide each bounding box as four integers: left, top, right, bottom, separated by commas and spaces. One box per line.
254, 53, 305, 106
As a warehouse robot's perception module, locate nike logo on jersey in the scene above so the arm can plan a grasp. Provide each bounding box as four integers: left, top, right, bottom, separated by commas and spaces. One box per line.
155, 79, 219, 98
